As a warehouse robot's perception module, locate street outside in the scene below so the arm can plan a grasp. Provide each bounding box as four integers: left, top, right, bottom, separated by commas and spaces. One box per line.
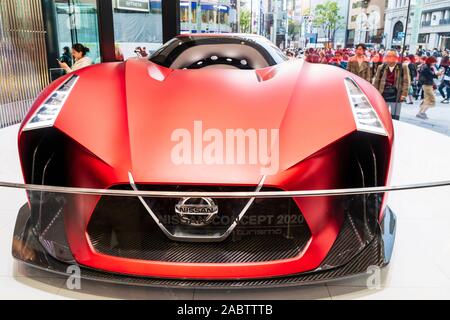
400, 95, 450, 137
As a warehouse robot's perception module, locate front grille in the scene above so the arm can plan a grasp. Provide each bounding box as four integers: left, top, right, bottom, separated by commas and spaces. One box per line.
87, 186, 311, 264
16, 202, 387, 288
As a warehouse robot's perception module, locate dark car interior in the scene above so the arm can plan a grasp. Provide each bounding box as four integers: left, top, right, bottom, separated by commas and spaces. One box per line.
150, 35, 288, 70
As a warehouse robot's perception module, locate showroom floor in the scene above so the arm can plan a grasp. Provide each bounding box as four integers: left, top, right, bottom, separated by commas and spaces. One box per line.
0, 122, 450, 299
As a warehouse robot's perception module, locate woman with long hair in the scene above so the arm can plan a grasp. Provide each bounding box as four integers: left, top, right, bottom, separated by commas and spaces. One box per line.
58, 43, 93, 73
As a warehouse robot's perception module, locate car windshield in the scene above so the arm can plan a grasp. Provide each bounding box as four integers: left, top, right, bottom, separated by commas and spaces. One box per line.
149, 35, 288, 70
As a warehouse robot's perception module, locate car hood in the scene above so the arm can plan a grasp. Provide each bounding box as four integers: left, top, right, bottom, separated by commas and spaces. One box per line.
54, 59, 359, 186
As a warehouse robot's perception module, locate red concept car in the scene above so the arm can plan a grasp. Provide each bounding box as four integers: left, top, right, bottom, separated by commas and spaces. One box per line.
13, 34, 396, 288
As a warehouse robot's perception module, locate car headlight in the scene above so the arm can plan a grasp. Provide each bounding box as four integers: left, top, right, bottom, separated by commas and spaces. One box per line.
24, 75, 79, 131
344, 77, 387, 136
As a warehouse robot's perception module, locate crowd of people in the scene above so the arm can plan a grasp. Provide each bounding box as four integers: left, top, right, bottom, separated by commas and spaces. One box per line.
286, 44, 450, 120
58, 40, 450, 121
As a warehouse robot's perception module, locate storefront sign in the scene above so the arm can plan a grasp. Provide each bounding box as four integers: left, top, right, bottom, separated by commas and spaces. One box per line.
116, 0, 150, 12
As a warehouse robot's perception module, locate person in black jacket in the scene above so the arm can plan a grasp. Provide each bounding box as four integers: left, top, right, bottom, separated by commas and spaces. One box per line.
417, 57, 442, 119
438, 56, 450, 103
415, 56, 428, 100
59, 46, 72, 68
405, 54, 418, 104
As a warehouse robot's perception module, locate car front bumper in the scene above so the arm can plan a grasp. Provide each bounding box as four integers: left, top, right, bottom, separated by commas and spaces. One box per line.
12, 203, 396, 289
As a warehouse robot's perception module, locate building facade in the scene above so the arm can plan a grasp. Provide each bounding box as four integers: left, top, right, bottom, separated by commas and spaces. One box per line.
252, 0, 288, 48
346, 0, 386, 48
384, 0, 450, 52
384, 0, 415, 50
292, 0, 303, 22
418, 0, 450, 50
298, 0, 315, 47
180, 1, 239, 34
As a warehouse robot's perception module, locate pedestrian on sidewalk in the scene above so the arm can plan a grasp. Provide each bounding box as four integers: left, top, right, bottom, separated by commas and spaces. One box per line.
417, 56, 442, 119
347, 43, 372, 82
373, 50, 410, 120
438, 56, 450, 104
415, 56, 428, 100
404, 54, 418, 105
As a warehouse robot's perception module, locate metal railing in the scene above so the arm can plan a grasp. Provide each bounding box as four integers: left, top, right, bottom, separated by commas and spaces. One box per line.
1, 179, 450, 198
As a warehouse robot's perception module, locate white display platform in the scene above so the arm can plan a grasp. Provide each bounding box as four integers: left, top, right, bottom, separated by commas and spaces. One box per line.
0, 121, 449, 300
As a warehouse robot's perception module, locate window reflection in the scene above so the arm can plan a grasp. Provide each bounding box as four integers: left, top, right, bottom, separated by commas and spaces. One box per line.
180, 1, 238, 34
113, 0, 163, 60
54, 0, 100, 64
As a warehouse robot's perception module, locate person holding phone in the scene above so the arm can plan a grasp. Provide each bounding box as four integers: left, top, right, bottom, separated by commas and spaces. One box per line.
58, 43, 92, 73
59, 46, 72, 68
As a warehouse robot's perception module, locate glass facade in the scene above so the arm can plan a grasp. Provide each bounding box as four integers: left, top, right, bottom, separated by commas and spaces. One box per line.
180, 1, 238, 34
53, 0, 101, 63
41, 0, 168, 69
113, 0, 163, 60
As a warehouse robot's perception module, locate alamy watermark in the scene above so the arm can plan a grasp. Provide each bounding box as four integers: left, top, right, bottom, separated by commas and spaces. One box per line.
171, 121, 280, 175
366, 265, 381, 290
66, 265, 81, 290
